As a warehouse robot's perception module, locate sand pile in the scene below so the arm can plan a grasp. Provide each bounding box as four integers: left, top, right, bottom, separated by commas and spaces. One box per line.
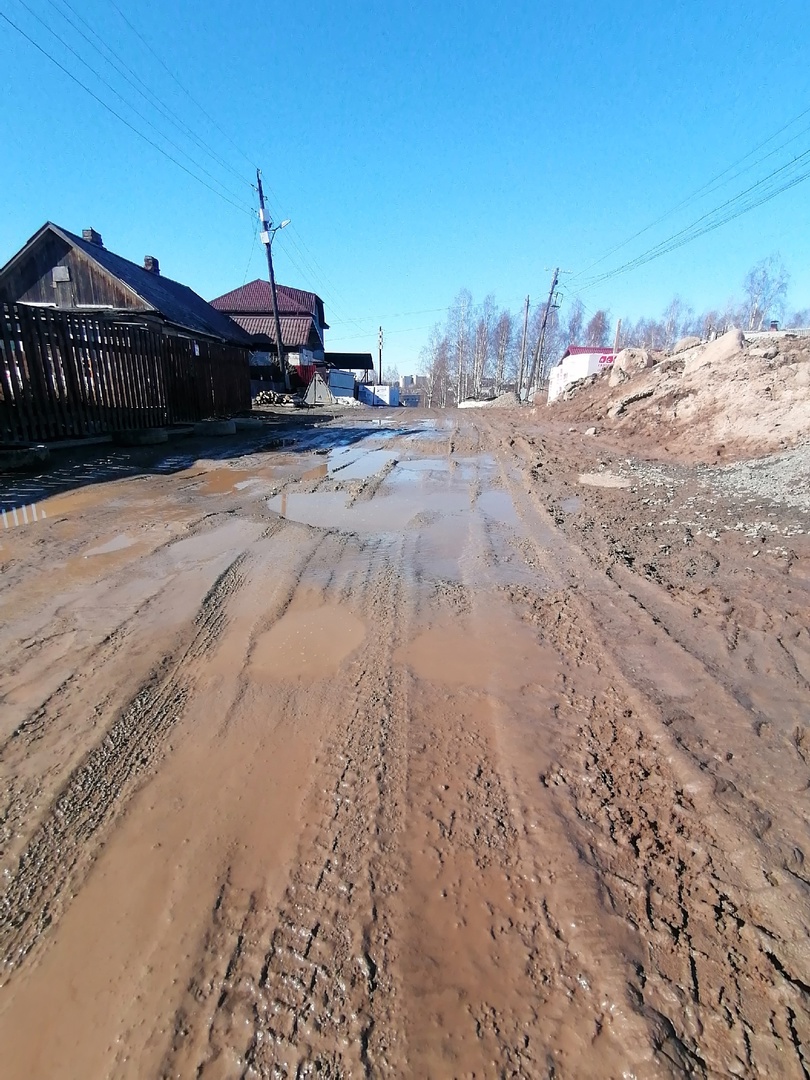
550, 329, 810, 461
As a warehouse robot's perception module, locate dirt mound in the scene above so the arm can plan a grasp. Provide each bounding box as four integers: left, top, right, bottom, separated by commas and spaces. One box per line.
549, 329, 810, 462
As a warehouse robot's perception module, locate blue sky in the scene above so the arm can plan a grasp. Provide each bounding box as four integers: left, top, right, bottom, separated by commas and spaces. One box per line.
2, 0, 809, 369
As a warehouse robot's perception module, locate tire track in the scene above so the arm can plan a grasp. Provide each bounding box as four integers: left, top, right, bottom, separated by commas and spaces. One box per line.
0, 552, 249, 982
492, 498, 810, 1076
162, 532, 411, 1078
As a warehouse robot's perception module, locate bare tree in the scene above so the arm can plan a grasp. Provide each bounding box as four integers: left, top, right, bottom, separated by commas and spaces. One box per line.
786, 307, 810, 329
742, 254, 789, 331
662, 296, 694, 347
566, 299, 584, 345
493, 310, 513, 394
420, 326, 450, 408
584, 309, 611, 347
471, 294, 496, 398
447, 289, 472, 405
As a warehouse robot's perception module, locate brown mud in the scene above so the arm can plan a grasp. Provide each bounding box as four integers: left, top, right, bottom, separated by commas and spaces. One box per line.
0, 411, 808, 1078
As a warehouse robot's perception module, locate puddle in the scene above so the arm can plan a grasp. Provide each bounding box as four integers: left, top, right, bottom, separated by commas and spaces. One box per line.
578, 472, 631, 489
561, 495, 582, 514
477, 489, 520, 527
268, 488, 470, 533
250, 602, 366, 680
396, 458, 450, 474
195, 468, 273, 495
84, 534, 137, 557
328, 449, 396, 480
396, 618, 559, 694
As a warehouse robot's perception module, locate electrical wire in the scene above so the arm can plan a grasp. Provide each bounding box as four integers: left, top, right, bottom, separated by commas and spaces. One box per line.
45, 0, 255, 192
569, 102, 810, 285
101, 0, 371, 333
241, 216, 260, 287
0, 8, 253, 217
578, 147, 810, 291
106, 0, 258, 173
10, 0, 253, 210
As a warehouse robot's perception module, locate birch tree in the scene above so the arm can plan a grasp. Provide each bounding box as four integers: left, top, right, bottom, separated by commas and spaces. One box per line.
742, 255, 789, 330
493, 310, 513, 394
584, 309, 611, 347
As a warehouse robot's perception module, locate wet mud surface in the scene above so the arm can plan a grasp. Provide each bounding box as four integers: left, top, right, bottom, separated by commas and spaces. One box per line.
1, 411, 808, 1078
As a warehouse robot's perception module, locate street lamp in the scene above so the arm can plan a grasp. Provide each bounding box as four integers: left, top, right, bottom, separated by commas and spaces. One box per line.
256, 169, 291, 391
264, 218, 290, 393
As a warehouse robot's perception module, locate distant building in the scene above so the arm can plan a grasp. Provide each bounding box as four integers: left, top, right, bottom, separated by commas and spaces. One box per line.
210, 279, 329, 378
547, 345, 615, 403
324, 352, 375, 381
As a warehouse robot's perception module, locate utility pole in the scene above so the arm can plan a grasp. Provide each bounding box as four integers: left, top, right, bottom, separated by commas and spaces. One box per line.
613, 317, 622, 356
378, 326, 383, 384
256, 169, 290, 392
527, 268, 559, 397
517, 295, 529, 400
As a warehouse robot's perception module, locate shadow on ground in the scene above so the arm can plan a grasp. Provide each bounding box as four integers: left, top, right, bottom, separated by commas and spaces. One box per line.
0, 412, 412, 515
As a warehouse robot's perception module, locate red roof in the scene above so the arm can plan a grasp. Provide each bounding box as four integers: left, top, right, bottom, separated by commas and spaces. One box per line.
233, 314, 319, 348
563, 345, 614, 356
210, 279, 327, 325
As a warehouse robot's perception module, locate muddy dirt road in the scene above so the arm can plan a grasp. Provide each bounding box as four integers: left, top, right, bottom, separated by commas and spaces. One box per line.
1, 412, 809, 1078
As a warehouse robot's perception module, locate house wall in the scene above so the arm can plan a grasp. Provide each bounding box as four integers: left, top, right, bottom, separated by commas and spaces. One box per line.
0, 233, 145, 311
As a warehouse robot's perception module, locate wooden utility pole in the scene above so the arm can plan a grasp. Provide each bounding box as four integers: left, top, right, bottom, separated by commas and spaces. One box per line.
613, 317, 622, 356
517, 295, 529, 400
527, 268, 559, 395
378, 326, 383, 384
256, 169, 290, 392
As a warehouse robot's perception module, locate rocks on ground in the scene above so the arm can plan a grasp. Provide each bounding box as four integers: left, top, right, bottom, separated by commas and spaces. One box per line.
548, 327, 810, 461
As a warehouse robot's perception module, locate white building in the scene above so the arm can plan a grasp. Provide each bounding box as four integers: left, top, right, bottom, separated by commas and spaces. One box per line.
547, 346, 614, 402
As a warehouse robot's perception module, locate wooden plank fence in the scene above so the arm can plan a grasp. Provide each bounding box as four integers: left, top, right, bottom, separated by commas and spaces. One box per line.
0, 303, 250, 444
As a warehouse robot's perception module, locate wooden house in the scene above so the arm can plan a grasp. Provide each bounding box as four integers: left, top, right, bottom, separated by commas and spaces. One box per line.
0, 223, 251, 349
0, 224, 251, 443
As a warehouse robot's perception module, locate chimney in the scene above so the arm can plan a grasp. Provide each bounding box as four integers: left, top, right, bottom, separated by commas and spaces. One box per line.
82, 227, 103, 247
143, 256, 160, 275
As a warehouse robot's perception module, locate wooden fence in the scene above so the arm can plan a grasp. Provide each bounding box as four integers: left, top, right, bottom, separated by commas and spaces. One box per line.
0, 303, 250, 444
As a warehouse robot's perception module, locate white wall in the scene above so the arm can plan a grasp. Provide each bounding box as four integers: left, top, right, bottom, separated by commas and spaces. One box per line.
548, 351, 614, 402
359, 384, 399, 406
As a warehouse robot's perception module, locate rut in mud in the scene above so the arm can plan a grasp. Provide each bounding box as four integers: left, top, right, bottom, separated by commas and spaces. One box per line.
0, 412, 808, 1078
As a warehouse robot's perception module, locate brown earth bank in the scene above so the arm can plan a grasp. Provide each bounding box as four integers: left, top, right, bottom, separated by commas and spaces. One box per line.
0, 409, 808, 1079
546, 329, 810, 464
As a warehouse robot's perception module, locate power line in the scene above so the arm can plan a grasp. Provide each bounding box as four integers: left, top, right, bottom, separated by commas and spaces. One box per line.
570, 103, 810, 285
4, 3, 253, 214
577, 147, 810, 292
44, 0, 254, 192
241, 216, 260, 286
101, 0, 369, 333
328, 322, 437, 343
106, 0, 258, 173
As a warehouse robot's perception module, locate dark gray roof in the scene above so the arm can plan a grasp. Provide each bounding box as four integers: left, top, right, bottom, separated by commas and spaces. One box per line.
4, 224, 251, 346
324, 352, 375, 370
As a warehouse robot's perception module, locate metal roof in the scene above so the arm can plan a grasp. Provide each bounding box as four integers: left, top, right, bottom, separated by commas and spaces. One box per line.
210, 279, 328, 327
234, 314, 318, 348
562, 345, 615, 356
324, 351, 375, 370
